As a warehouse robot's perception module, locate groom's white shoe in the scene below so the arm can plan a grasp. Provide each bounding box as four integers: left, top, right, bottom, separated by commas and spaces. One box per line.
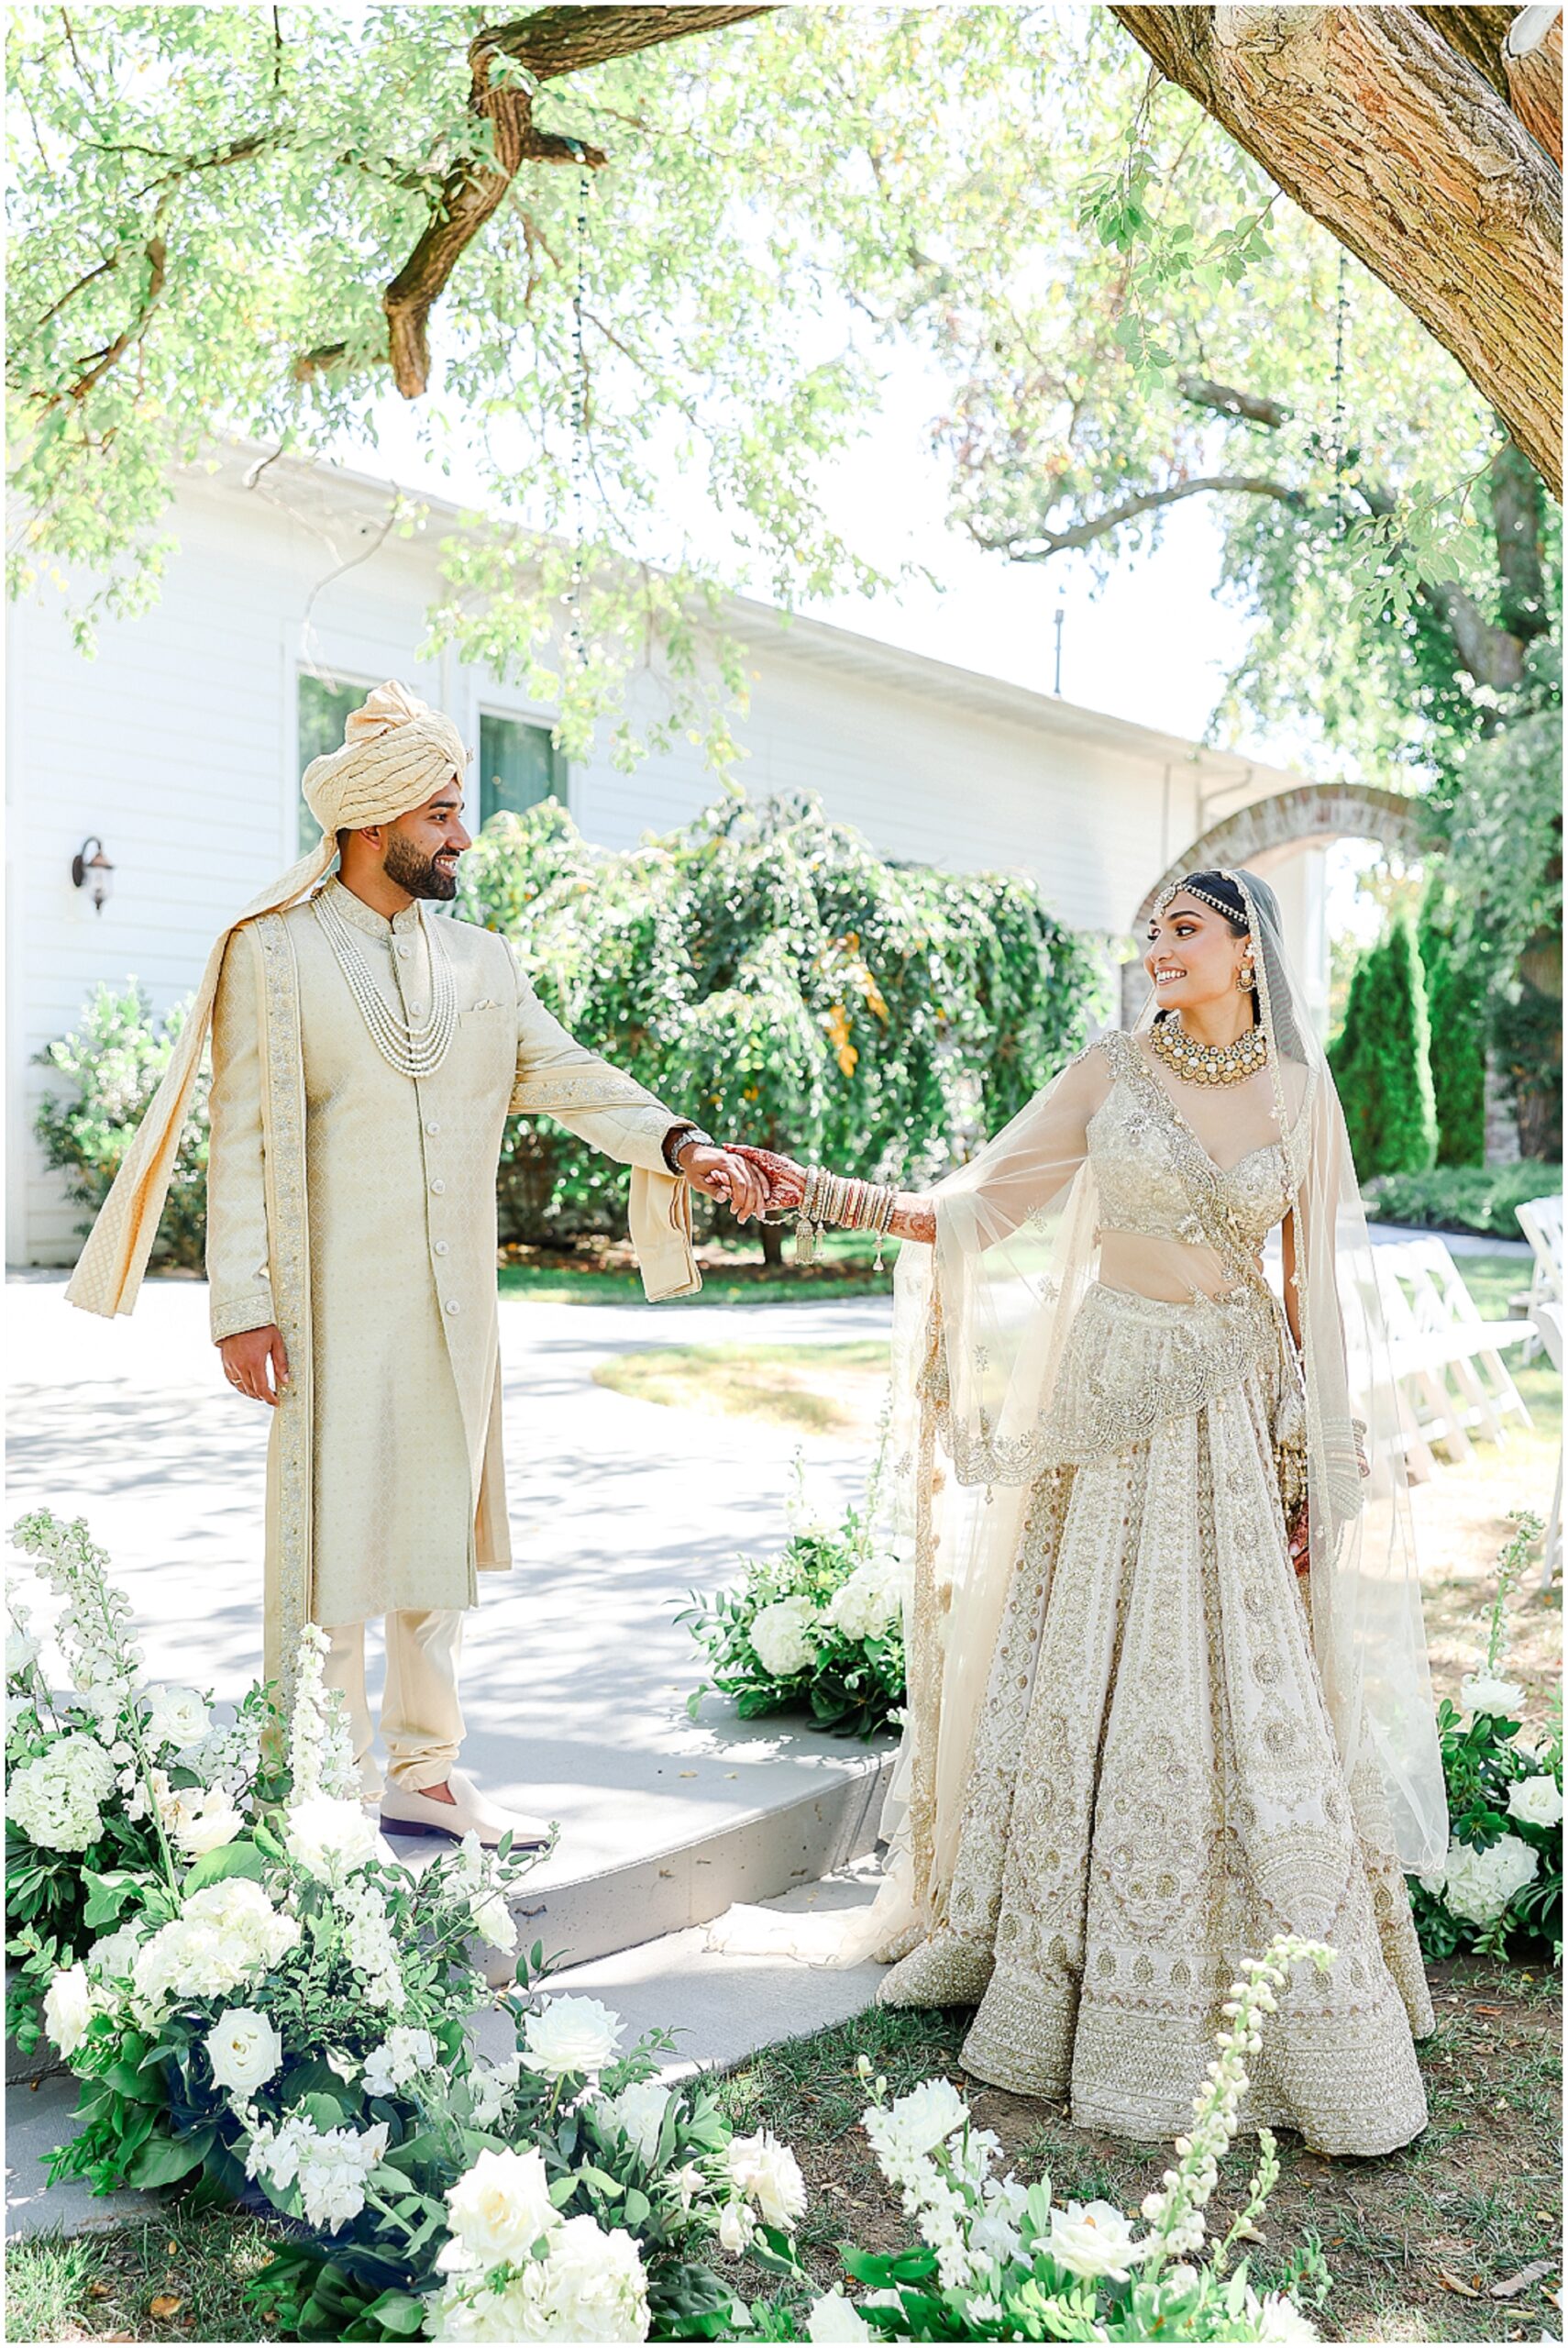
380, 1767, 553, 1851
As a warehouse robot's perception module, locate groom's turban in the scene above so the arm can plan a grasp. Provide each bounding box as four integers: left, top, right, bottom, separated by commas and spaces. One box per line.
66, 681, 470, 1319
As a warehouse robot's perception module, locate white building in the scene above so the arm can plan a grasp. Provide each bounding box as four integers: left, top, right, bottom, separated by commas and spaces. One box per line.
6, 447, 1337, 1266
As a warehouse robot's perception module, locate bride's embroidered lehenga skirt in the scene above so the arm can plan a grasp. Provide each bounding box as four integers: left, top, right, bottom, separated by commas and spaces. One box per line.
878, 1282, 1435, 2158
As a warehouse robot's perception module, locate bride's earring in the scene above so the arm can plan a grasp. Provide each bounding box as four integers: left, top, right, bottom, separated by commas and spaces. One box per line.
1237, 958, 1256, 991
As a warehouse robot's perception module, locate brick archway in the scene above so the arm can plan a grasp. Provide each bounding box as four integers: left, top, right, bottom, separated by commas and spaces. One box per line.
1134, 782, 1433, 925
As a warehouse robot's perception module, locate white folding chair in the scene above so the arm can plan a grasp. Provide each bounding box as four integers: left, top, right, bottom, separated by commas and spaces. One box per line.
1399, 1235, 1535, 1447
1530, 1297, 1562, 1592
1516, 1194, 1564, 1368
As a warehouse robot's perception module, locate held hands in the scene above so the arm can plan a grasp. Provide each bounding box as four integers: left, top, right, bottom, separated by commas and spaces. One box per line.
218, 1324, 290, 1406
675, 1142, 780, 1224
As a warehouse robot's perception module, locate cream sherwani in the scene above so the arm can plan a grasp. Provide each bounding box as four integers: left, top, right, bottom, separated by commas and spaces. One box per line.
206, 877, 693, 1656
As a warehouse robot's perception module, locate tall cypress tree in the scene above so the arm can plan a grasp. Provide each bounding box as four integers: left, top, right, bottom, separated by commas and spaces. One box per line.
1417, 880, 1488, 1168
1329, 911, 1439, 1180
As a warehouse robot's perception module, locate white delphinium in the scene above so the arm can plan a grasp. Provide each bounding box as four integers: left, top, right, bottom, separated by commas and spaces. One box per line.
42, 1962, 95, 2055
9, 1514, 144, 1729
1244, 2287, 1321, 2342
716, 2200, 756, 2256
521, 1995, 624, 2080
362, 2025, 439, 2099
1435, 1833, 1539, 1926
468, 2051, 524, 2130
1507, 1774, 1564, 1830
864, 2077, 968, 2176
447, 1833, 515, 1950
1046, 2198, 1151, 2281
286, 1792, 379, 1883
724, 2125, 807, 2230
748, 1596, 821, 1679
339, 1877, 407, 2011
603, 2077, 672, 2164
143, 1684, 211, 1753
1139, 1934, 1334, 2266
204, 2008, 284, 2097
1461, 1670, 1526, 1719
244, 2106, 390, 2233
6, 1600, 41, 1681
9, 1732, 116, 1851
286, 1623, 359, 1803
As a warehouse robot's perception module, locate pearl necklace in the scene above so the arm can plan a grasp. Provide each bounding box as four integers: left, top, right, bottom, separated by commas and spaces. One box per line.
1149, 1013, 1268, 1088
312, 889, 458, 1079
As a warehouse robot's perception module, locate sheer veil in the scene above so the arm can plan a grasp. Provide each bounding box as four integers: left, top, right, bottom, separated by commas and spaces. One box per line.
813, 863, 1447, 1973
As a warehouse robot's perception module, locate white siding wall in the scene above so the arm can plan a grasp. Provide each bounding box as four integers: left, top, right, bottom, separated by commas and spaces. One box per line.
6, 471, 1308, 1263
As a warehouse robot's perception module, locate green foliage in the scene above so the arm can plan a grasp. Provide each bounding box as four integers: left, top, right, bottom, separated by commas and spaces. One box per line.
33, 980, 208, 1270
460, 792, 1102, 1246
1361, 1159, 1561, 1240
1328, 912, 1437, 1181
1416, 880, 1487, 1168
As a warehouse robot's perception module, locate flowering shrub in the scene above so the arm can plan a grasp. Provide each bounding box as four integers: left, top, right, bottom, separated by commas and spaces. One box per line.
1410, 1513, 1563, 1961
751, 1936, 1334, 2344
9, 1512, 813, 2342
679, 1446, 907, 1740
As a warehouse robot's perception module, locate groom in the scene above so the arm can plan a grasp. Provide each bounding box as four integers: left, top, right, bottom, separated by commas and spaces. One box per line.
72, 681, 773, 1847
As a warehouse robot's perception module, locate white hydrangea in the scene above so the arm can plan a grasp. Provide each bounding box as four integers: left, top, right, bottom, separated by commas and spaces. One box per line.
748, 1596, 821, 1679
339, 1877, 406, 2011
85, 1922, 147, 1989
286, 1792, 379, 1883
130, 1878, 301, 2022
1460, 1671, 1525, 1719
724, 2127, 807, 2231
603, 2077, 671, 2165
245, 2108, 390, 2233
43, 1963, 95, 2055
1438, 1833, 1539, 1926
468, 2051, 523, 2130
204, 2007, 283, 2097
362, 2025, 438, 2099
823, 1555, 905, 1643
9, 1733, 116, 1852
143, 1685, 211, 1752
1507, 1774, 1564, 1831
521, 1996, 624, 2081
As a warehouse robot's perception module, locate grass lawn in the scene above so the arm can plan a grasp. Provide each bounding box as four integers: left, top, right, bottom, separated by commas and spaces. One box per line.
596, 1337, 890, 1435
498, 1226, 897, 1308
17, 1957, 1553, 2343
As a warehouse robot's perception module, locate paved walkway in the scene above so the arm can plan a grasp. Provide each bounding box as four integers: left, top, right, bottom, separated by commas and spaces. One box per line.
6, 1274, 895, 1881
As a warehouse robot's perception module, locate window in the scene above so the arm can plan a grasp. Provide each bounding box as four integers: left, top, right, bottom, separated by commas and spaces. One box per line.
478, 712, 561, 828
297, 672, 367, 853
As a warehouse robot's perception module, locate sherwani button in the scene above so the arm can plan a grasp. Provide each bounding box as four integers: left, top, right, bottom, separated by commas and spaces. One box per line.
430, 1178, 447, 1195
434, 1240, 450, 1256
425, 1120, 440, 1136
445, 1298, 460, 1315
409, 1002, 425, 1018
397, 942, 414, 960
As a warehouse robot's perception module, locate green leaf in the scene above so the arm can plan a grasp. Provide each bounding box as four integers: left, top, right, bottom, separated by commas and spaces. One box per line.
183, 1839, 269, 1891
122, 2126, 213, 2188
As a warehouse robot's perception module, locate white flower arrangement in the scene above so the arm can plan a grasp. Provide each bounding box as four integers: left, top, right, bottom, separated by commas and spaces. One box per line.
204, 2007, 284, 2096
806, 1935, 1334, 2343
1424, 1832, 1540, 1927
521, 1994, 625, 2080
679, 1434, 908, 1739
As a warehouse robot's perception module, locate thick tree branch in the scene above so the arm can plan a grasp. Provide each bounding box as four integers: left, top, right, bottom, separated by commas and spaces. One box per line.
1108, 6, 1562, 495
1176, 371, 1289, 427
967, 471, 1303, 559
1416, 5, 1562, 161
299, 4, 776, 399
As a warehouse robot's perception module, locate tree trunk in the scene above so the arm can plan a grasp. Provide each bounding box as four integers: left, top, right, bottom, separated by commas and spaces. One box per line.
1108, 6, 1562, 498
759, 1215, 786, 1269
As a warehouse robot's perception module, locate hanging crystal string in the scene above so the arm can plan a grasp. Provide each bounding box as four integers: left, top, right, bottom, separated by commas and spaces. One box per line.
1328, 247, 1349, 539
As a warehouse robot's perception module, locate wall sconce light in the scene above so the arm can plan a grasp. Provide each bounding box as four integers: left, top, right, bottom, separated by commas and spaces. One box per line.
72, 836, 116, 914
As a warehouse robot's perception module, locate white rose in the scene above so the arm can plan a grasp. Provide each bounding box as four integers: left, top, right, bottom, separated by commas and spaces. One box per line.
1248, 2287, 1321, 2343
43, 1963, 94, 2056
522, 1995, 624, 2080
606, 2078, 671, 2165
1507, 1774, 1564, 1831
6, 1628, 40, 1678
535, 2213, 649, 2342
171, 1785, 245, 1856
286, 1792, 379, 1882
444, 2145, 559, 2267
144, 1684, 212, 1751
1046, 2198, 1151, 2281
1460, 1672, 1525, 1719
426, 2276, 533, 2343
469, 1891, 515, 1953
806, 2289, 873, 2342
205, 2007, 283, 2096
749, 1597, 821, 1679
725, 2127, 807, 2230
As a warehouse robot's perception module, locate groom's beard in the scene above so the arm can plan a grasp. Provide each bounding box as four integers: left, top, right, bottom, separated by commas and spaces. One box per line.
382, 833, 458, 902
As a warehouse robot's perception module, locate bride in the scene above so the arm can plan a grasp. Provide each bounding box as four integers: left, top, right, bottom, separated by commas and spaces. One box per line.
745, 868, 1447, 2157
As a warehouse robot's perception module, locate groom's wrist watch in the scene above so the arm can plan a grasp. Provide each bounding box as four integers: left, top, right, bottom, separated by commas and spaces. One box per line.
661, 1123, 715, 1175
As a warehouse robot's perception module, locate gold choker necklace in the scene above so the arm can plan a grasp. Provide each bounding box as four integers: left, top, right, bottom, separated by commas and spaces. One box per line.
1150, 1014, 1267, 1087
